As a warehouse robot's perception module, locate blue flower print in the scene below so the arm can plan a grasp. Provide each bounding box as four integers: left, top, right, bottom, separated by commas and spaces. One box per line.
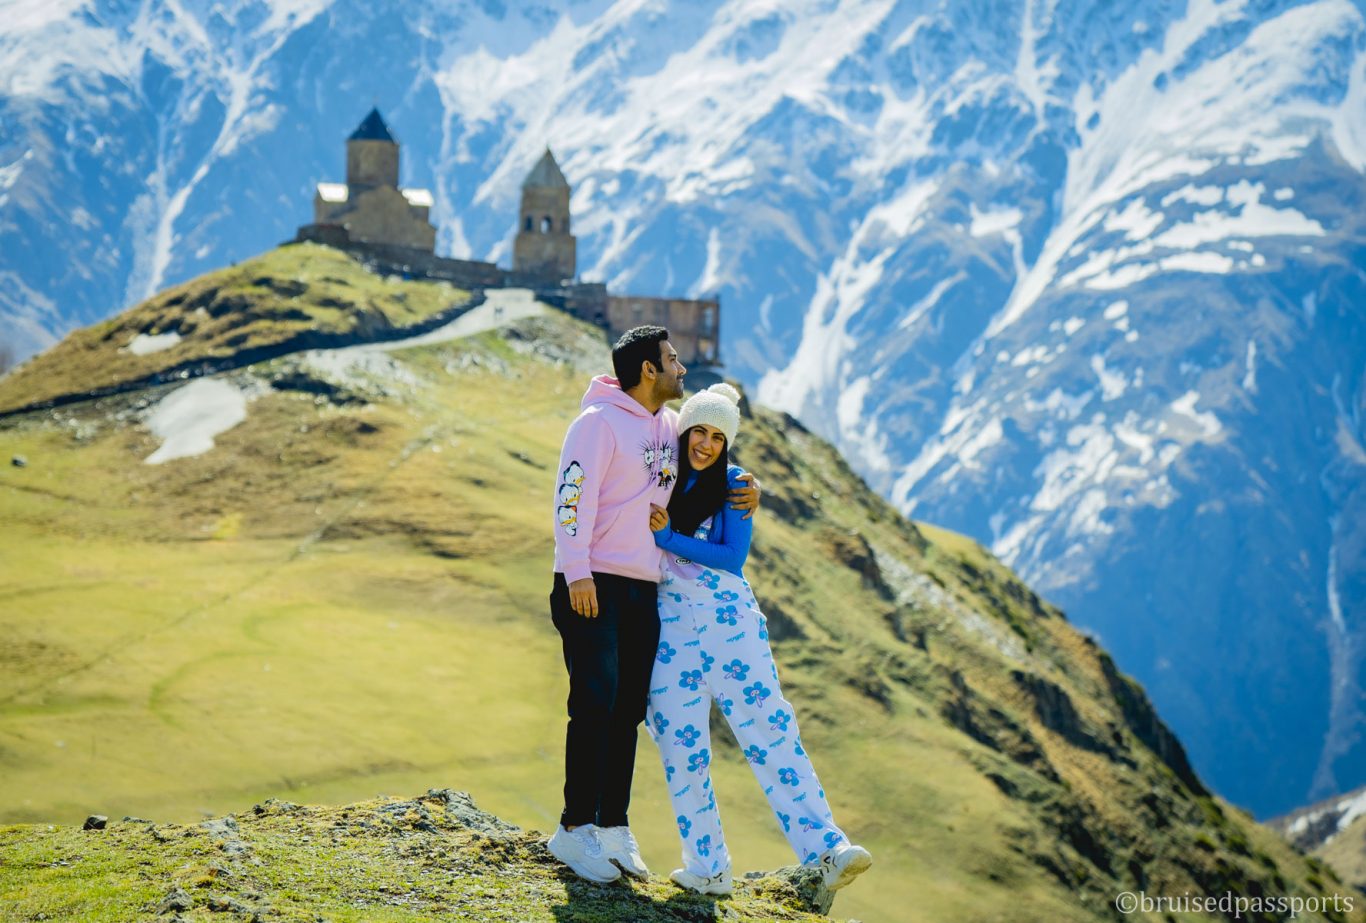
697, 571, 720, 590
678, 815, 692, 838
718, 696, 734, 716
777, 811, 791, 832
696, 834, 712, 857
666, 765, 676, 782
700, 651, 715, 673
803, 850, 819, 865
652, 712, 670, 735
678, 669, 703, 692
758, 617, 769, 641
723, 659, 750, 681
715, 605, 738, 626
688, 748, 711, 774
823, 830, 843, 849
744, 744, 767, 765
665, 591, 684, 603
675, 724, 702, 748
778, 767, 801, 786
768, 709, 791, 731
713, 589, 739, 603
743, 682, 772, 706
657, 641, 677, 664
794, 736, 806, 756
799, 816, 825, 833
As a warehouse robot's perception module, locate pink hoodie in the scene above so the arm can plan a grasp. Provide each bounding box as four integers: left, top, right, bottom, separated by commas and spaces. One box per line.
553, 375, 680, 584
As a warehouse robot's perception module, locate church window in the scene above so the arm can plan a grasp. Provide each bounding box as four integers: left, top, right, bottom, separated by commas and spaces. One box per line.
541, 216, 553, 233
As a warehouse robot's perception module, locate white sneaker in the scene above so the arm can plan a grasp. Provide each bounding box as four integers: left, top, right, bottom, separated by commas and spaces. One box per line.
546, 824, 622, 883
670, 867, 733, 896
597, 825, 650, 878
817, 843, 872, 890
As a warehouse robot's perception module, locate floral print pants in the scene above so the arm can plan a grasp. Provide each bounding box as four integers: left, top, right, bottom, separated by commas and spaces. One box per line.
645, 560, 848, 877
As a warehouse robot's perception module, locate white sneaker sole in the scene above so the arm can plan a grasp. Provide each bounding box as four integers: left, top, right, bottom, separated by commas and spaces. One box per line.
611, 858, 651, 880
670, 870, 732, 896
546, 838, 621, 884
826, 849, 873, 890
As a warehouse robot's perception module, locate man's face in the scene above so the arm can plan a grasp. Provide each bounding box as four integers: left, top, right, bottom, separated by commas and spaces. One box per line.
652, 341, 686, 401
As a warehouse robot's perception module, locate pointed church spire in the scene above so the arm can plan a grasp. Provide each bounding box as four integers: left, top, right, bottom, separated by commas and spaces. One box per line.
523, 148, 569, 189
349, 108, 396, 143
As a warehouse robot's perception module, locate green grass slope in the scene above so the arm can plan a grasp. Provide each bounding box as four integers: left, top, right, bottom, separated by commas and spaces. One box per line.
0, 243, 473, 415
0, 247, 1360, 922
1316, 816, 1366, 895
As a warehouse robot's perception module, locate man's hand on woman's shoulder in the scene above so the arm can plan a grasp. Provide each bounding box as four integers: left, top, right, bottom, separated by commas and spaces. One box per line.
728, 471, 762, 520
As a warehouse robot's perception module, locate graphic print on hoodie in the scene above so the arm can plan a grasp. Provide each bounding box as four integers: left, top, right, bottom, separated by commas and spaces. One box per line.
553, 375, 680, 584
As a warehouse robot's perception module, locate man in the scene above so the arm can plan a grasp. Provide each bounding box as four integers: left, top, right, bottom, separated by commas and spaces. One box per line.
546, 326, 759, 883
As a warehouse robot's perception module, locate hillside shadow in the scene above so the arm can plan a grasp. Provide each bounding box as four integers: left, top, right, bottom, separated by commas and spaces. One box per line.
549, 870, 721, 922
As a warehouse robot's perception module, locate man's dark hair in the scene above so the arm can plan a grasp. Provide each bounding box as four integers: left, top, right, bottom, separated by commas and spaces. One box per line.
667, 428, 729, 537
612, 326, 669, 390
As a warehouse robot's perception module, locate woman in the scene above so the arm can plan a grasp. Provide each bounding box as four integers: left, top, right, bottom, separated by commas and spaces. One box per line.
645, 383, 872, 896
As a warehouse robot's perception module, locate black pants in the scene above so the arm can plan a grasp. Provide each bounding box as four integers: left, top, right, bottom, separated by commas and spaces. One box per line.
551, 571, 661, 829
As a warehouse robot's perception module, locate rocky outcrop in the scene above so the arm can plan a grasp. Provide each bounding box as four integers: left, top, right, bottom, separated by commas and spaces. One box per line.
5, 790, 848, 923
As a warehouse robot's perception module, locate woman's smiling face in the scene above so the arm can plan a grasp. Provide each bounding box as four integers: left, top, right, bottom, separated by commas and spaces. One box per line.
687, 424, 726, 471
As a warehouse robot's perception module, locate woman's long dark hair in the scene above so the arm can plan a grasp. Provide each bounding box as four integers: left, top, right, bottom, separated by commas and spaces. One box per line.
667, 427, 729, 537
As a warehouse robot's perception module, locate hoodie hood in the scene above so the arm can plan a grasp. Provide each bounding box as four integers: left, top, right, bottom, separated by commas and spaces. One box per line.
581, 374, 656, 417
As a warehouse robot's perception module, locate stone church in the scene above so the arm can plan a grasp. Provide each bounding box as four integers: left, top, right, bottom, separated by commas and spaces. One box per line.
297, 110, 719, 367
312, 109, 436, 252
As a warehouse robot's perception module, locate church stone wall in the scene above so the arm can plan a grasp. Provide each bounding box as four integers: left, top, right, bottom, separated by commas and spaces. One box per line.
318, 187, 435, 252
607, 296, 720, 368
347, 140, 399, 188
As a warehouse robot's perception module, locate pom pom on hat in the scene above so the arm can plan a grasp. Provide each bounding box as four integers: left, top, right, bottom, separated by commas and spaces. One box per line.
678, 382, 742, 446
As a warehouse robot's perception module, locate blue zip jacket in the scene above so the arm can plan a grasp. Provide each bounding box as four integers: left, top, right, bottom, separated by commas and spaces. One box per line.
652, 464, 753, 575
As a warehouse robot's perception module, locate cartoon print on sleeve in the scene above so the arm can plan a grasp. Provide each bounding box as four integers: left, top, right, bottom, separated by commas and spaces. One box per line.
557, 461, 585, 536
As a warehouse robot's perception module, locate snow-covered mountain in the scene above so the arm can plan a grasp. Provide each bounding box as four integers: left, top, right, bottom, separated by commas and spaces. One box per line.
1271, 782, 1366, 850
3, 0, 1364, 817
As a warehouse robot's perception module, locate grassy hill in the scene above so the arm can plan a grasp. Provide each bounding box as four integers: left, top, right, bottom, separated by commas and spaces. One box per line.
1317, 817, 1366, 896
0, 244, 1360, 922
0, 243, 475, 415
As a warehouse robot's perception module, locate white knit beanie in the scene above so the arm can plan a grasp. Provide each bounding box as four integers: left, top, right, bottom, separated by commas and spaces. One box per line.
677, 383, 742, 446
